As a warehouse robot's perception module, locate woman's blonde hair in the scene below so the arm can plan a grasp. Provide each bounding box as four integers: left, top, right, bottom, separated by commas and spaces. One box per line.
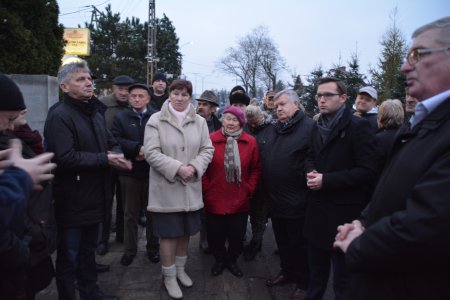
377, 99, 404, 129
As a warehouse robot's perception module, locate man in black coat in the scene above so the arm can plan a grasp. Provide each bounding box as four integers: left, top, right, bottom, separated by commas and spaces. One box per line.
45, 62, 131, 300
149, 73, 169, 111
111, 83, 159, 266
304, 77, 377, 300
263, 89, 313, 300
334, 16, 450, 300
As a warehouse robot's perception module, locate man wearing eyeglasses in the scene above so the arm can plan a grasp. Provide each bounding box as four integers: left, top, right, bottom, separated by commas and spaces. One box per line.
304, 77, 378, 300
334, 17, 450, 299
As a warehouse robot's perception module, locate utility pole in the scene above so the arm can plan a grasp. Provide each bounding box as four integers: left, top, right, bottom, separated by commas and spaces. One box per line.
90, 6, 105, 29
147, 0, 158, 86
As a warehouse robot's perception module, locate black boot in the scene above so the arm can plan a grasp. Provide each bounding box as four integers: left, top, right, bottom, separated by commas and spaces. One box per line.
243, 241, 262, 262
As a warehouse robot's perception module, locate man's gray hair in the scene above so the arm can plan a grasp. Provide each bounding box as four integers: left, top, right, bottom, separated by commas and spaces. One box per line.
412, 16, 450, 46
57, 62, 90, 85
274, 89, 305, 112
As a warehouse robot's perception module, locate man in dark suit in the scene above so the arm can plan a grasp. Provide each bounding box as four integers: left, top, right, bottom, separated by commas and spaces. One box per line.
334, 16, 450, 300
304, 77, 378, 300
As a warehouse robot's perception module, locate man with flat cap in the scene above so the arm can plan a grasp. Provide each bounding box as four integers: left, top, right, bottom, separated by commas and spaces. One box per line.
98, 75, 135, 254
195, 90, 222, 253
149, 73, 169, 111
111, 83, 160, 266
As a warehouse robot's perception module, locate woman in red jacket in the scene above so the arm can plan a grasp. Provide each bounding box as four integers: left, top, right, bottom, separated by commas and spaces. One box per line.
202, 106, 261, 278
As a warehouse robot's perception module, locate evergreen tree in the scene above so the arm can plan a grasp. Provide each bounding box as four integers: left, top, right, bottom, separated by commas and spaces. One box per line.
300, 66, 324, 117
291, 74, 304, 95
0, 0, 64, 75
369, 9, 407, 103
85, 7, 181, 89
344, 53, 367, 107
156, 14, 182, 77
86, 5, 123, 88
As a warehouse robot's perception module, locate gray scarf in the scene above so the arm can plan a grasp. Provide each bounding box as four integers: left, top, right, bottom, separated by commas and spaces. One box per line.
222, 127, 242, 184
317, 104, 346, 143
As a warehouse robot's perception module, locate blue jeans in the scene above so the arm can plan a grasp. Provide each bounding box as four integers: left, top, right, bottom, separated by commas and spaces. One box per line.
55, 224, 100, 300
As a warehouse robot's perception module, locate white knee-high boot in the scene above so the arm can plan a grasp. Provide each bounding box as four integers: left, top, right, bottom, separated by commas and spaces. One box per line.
175, 256, 193, 287
162, 264, 182, 299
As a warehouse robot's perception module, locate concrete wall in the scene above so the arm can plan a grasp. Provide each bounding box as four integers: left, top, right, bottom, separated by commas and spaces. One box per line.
8, 74, 59, 135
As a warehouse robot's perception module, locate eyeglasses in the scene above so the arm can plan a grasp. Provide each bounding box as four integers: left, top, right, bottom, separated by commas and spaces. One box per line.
315, 93, 342, 101
406, 47, 450, 65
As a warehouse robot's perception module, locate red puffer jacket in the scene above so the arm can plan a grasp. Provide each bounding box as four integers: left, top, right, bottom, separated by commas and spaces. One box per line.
202, 129, 261, 214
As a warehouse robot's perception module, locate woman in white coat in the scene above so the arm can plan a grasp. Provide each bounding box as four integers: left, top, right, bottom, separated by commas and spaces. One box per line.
144, 79, 214, 299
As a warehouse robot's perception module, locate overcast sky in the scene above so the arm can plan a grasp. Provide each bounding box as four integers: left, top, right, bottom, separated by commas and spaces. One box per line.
58, 0, 449, 94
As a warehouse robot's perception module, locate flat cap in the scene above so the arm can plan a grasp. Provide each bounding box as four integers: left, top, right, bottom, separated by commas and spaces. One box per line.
113, 75, 135, 86
128, 83, 150, 94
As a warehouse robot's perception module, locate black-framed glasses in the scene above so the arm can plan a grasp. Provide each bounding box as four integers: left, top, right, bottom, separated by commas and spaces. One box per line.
315, 93, 342, 101
406, 47, 450, 65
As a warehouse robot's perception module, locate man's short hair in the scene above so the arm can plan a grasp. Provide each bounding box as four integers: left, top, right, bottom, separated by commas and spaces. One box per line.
317, 77, 347, 95
412, 16, 450, 46
57, 62, 90, 85
273, 89, 305, 111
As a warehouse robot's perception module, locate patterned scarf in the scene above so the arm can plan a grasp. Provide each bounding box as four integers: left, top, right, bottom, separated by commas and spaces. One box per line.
222, 127, 243, 184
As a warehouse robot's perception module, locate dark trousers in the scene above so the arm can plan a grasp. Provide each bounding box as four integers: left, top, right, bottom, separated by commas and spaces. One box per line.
56, 224, 99, 300
249, 195, 269, 245
114, 173, 124, 240
271, 217, 309, 289
25, 256, 55, 299
119, 176, 159, 255
305, 244, 347, 300
100, 172, 123, 245
206, 212, 247, 263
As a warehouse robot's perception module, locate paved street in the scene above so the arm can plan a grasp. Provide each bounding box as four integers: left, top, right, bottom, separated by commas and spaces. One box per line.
37, 220, 332, 300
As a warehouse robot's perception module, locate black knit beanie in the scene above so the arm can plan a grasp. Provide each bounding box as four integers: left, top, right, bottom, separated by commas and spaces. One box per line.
229, 85, 246, 98
229, 92, 250, 106
152, 73, 167, 83
0, 75, 26, 111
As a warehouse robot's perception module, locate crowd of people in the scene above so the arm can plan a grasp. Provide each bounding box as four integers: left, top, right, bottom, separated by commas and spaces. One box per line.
1, 16, 450, 300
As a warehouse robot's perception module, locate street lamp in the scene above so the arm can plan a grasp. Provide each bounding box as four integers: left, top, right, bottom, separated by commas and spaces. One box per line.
179, 41, 194, 77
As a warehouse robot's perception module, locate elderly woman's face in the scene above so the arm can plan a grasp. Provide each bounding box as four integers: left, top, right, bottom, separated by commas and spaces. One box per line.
222, 113, 241, 133
169, 88, 191, 112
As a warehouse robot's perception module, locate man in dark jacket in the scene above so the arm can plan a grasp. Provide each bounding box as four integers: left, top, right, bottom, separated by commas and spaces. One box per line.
98, 75, 134, 253
196, 90, 221, 133
149, 72, 169, 111
111, 83, 159, 266
304, 77, 377, 300
45, 62, 131, 300
263, 89, 313, 300
334, 17, 450, 300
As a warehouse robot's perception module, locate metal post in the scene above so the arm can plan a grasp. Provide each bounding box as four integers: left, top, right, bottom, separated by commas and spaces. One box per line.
147, 0, 157, 86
